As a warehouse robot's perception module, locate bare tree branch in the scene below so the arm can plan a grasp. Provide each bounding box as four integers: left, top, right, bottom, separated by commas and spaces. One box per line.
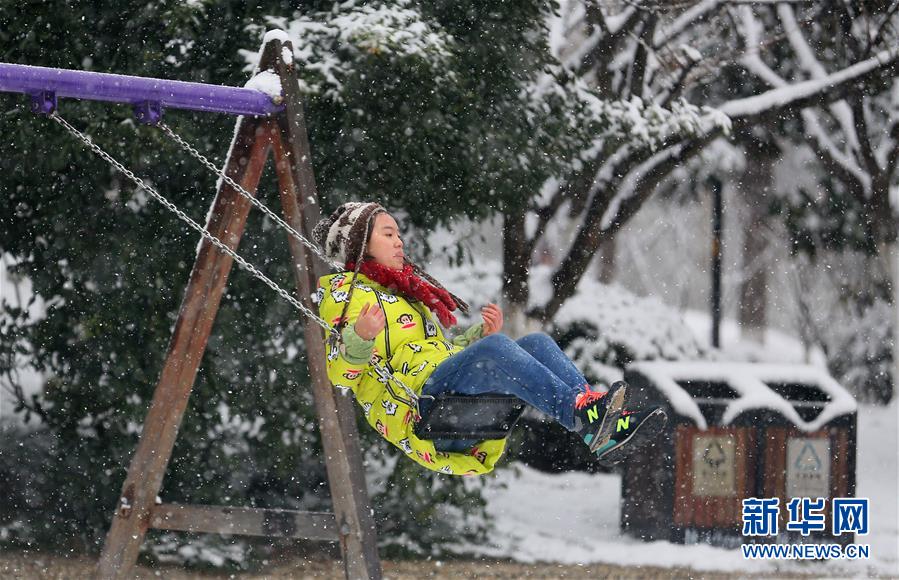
532, 41, 898, 321
801, 111, 870, 197
533, 135, 713, 322
864, 0, 899, 58
629, 13, 657, 99
653, 0, 721, 49
835, 0, 864, 59
886, 127, 899, 175
804, 130, 868, 205
848, 92, 883, 178
776, 4, 862, 154
718, 48, 899, 122
582, 9, 649, 97
659, 49, 701, 106
585, 0, 609, 35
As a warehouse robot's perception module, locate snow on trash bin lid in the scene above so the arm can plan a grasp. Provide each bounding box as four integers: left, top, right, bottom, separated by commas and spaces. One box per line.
627, 361, 856, 431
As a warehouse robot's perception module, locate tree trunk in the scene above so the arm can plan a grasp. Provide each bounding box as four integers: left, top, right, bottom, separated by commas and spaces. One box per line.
884, 240, 899, 400
597, 232, 617, 284
738, 144, 776, 345
502, 209, 536, 338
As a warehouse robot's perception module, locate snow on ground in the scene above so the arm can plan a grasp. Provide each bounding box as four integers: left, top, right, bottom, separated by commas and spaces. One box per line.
480, 465, 771, 573
465, 304, 898, 578
470, 399, 897, 577
3, 236, 896, 576
855, 399, 899, 576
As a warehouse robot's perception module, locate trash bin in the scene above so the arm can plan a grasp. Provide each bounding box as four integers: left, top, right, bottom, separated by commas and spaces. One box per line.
620, 362, 857, 548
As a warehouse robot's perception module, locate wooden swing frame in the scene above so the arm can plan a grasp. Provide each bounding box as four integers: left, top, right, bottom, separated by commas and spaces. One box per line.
91, 37, 382, 579
3, 30, 536, 580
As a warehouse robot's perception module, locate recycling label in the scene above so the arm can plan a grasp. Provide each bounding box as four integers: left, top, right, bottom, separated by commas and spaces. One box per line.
786, 437, 830, 499
691, 434, 736, 497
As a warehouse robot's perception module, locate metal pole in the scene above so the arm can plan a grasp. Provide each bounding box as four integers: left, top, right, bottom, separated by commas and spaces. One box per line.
893, 240, 899, 407
710, 176, 723, 349
0, 62, 283, 117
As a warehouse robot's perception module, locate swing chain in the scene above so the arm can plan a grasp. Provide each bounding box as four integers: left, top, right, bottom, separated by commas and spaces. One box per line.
50, 112, 329, 332
159, 122, 423, 410
49, 112, 424, 414
157, 122, 342, 271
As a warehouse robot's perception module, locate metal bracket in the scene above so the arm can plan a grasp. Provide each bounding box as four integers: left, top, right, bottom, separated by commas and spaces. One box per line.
133, 100, 163, 125
30, 90, 57, 115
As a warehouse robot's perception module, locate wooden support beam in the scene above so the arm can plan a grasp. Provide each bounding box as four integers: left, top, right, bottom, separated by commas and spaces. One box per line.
271, 39, 382, 579
97, 35, 382, 580
150, 504, 339, 541
97, 118, 273, 580
97, 42, 283, 580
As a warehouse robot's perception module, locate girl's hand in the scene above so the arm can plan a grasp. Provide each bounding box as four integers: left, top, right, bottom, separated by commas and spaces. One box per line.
481, 303, 503, 336
354, 302, 386, 340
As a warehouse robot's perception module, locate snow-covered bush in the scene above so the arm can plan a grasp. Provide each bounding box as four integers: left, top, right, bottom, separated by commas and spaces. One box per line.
827, 298, 893, 404
508, 268, 707, 473
552, 278, 707, 386
366, 442, 491, 558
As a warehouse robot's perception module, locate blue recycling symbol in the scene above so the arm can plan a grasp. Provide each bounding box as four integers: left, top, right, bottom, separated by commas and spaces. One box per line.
794, 441, 823, 472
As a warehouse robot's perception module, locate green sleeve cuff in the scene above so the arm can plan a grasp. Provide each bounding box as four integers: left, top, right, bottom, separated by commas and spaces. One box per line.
342, 325, 375, 365
453, 323, 484, 348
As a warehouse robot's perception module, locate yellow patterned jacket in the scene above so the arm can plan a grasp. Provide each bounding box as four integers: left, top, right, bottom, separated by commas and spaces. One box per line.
316, 271, 507, 475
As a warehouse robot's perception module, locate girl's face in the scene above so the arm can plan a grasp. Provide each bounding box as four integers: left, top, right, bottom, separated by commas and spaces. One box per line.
366, 213, 405, 270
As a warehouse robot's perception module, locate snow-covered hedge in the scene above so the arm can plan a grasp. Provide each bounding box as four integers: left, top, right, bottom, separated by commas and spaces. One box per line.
426, 259, 705, 385
551, 281, 707, 385
828, 298, 893, 404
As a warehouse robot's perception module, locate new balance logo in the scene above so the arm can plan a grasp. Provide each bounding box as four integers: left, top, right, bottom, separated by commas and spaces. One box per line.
617, 416, 631, 432
587, 406, 599, 423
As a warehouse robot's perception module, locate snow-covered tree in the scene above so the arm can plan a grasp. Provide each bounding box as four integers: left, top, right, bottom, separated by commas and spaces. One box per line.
502, 0, 899, 337
735, 3, 899, 403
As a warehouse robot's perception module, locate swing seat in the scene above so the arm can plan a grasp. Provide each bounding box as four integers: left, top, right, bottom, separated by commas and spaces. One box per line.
414, 393, 527, 440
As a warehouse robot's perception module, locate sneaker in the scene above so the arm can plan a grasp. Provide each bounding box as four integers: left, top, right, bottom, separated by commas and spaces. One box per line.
573, 381, 628, 453
594, 407, 668, 466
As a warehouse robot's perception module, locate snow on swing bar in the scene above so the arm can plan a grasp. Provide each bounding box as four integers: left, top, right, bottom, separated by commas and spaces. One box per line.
0, 62, 284, 118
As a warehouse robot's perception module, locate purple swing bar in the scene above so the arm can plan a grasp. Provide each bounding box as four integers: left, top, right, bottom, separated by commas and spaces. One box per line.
0, 62, 283, 119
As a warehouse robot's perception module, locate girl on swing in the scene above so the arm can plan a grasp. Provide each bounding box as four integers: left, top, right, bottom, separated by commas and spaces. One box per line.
313, 202, 667, 476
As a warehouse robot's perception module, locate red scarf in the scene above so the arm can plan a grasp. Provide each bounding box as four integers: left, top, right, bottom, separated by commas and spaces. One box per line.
346, 260, 459, 327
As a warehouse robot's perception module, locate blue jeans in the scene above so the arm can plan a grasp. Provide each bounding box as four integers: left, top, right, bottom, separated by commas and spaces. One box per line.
420, 333, 587, 452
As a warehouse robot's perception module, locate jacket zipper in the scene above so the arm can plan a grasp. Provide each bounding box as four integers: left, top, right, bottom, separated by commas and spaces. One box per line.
374, 292, 392, 359
411, 302, 453, 350
410, 302, 430, 334
374, 291, 415, 407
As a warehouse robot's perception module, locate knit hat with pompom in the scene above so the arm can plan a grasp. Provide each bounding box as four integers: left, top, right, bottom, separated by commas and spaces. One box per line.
312, 202, 386, 266
313, 201, 470, 332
